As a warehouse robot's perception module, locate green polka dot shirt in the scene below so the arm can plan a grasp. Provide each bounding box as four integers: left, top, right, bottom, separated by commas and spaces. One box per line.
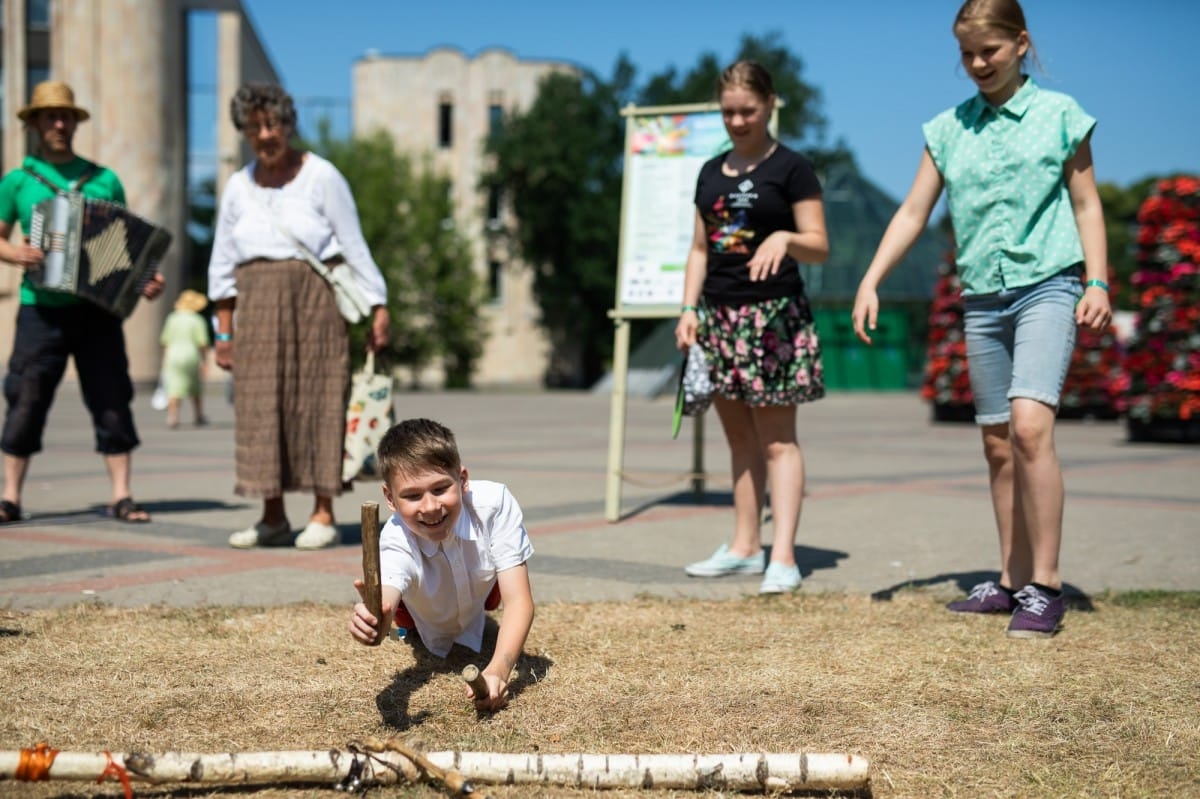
923, 78, 1095, 295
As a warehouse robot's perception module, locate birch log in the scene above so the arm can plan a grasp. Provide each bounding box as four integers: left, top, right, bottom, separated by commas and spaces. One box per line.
0, 748, 870, 793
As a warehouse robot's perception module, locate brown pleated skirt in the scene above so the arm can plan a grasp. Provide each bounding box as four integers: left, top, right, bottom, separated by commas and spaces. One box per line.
231, 259, 348, 498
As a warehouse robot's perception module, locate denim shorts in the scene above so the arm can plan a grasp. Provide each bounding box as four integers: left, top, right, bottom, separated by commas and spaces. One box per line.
962, 267, 1083, 426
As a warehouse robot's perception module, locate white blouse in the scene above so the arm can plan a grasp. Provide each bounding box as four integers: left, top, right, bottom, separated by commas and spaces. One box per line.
207, 153, 388, 307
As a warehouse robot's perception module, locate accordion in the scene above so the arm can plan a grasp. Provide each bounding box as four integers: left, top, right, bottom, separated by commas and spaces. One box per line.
27, 192, 173, 318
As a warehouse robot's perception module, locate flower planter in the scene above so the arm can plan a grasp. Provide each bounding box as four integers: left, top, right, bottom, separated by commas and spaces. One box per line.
931, 402, 975, 423
1121, 175, 1200, 438
1126, 416, 1200, 444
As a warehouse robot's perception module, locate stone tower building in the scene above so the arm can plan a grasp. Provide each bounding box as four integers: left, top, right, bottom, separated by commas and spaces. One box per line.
353, 47, 576, 385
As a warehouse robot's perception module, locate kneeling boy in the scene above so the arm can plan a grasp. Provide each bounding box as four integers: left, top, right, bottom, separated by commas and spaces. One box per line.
349, 418, 534, 711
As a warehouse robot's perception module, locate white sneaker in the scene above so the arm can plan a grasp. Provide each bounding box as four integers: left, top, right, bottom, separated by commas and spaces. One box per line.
295, 520, 340, 550
228, 519, 292, 549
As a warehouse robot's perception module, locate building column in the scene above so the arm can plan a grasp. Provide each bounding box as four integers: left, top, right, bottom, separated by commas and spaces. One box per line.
0, 0, 29, 320
53, 0, 188, 381
215, 9, 244, 194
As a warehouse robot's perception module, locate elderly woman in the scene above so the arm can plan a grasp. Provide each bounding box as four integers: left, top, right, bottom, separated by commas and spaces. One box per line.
208, 82, 389, 550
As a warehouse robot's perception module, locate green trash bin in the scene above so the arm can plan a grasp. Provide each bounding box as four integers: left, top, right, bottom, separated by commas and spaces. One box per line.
839, 308, 910, 391
812, 307, 912, 391
812, 308, 848, 390
866, 309, 909, 390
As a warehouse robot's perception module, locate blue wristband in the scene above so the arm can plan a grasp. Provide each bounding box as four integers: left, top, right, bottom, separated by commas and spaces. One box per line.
214, 332, 232, 342
1085, 279, 1109, 292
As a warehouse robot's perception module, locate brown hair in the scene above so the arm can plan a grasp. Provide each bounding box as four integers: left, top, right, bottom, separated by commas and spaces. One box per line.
716, 60, 776, 103
377, 418, 462, 483
954, 0, 1041, 72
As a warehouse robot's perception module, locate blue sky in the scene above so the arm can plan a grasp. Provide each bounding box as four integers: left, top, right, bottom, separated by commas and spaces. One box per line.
190, 0, 1197, 203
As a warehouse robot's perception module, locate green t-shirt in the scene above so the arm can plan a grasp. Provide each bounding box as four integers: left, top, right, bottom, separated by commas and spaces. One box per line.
0, 155, 126, 306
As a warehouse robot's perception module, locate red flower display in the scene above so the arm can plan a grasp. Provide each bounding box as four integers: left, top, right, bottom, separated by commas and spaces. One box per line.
1123, 175, 1200, 441
1060, 266, 1124, 419
922, 255, 974, 420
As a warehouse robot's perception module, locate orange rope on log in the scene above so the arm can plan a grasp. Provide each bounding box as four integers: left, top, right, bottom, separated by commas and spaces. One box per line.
98, 751, 134, 799
15, 742, 58, 781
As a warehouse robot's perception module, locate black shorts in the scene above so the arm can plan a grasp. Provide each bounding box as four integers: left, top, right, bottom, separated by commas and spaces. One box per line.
2, 303, 139, 456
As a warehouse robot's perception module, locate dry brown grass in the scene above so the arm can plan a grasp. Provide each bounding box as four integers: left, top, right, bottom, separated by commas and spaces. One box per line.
2, 592, 1199, 799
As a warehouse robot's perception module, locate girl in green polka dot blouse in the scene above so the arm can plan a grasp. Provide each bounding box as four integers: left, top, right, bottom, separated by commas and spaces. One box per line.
851, 0, 1112, 640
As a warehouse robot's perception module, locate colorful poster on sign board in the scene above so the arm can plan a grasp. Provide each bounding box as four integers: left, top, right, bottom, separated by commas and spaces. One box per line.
617, 110, 730, 309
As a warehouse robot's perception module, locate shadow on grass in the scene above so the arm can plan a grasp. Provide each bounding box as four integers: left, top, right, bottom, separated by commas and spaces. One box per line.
376, 616, 554, 730
870, 571, 1096, 612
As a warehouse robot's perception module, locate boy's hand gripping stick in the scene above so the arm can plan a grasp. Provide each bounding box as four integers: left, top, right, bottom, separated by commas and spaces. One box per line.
360, 502, 386, 645
461, 665, 490, 699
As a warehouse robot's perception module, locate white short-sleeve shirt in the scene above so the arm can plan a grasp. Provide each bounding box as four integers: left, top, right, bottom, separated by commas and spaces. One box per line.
378, 480, 533, 657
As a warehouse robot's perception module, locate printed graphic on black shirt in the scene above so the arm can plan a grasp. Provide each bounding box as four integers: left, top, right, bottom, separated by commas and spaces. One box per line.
705, 194, 755, 255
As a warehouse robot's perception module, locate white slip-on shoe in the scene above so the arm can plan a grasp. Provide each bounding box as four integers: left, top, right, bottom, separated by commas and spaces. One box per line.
684, 544, 765, 577
758, 562, 802, 594
294, 520, 340, 550
228, 519, 292, 549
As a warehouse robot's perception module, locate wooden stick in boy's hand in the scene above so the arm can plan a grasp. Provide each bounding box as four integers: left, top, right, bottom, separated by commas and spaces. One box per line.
461, 665, 489, 699
360, 501, 386, 646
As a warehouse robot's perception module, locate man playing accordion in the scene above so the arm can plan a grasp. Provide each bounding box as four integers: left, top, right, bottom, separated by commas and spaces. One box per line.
0, 80, 165, 524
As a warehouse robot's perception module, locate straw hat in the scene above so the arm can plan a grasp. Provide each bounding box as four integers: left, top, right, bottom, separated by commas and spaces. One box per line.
17, 81, 90, 122
174, 289, 209, 314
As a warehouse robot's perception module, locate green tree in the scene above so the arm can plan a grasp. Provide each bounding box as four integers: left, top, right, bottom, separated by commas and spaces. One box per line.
637, 32, 825, 143
186, 176, 217, 293
311, 124, 484, 387
486, 66, 630, 387
487, 36, 831, 386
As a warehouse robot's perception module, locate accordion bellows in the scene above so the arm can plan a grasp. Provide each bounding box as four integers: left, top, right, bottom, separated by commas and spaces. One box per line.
28, 193, 172, 318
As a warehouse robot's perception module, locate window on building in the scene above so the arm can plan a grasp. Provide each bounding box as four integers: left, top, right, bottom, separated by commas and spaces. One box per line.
486, 184, 502, 226
487, 260, 503, 303
438, 94, 453, 148
23, 65, 49, 155
27, 0, 50, 28
27, 65, 49, 89
486, 88, 504, 141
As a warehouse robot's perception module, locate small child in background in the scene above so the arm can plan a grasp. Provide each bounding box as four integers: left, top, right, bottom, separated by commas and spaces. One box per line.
349, 418, 535, 711
158, 289, 211, 428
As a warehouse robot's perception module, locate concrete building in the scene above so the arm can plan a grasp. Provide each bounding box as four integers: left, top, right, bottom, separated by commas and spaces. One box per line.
0, 0, 277, 382
353, 47, 575, 386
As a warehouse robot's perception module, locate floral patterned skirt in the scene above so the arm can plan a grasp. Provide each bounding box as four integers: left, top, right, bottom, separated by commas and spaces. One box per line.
699, 295, 825, 407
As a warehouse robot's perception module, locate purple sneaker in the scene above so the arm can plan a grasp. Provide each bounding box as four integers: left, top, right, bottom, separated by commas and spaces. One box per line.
946, 581, 1016, 614
1006, 584, 1065, 639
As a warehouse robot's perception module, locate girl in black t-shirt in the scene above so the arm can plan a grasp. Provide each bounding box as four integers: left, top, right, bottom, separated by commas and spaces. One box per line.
674, 60, 829, 594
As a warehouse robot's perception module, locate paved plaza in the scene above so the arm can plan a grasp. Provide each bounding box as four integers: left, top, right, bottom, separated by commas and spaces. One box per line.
1, 383, 1197, 611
